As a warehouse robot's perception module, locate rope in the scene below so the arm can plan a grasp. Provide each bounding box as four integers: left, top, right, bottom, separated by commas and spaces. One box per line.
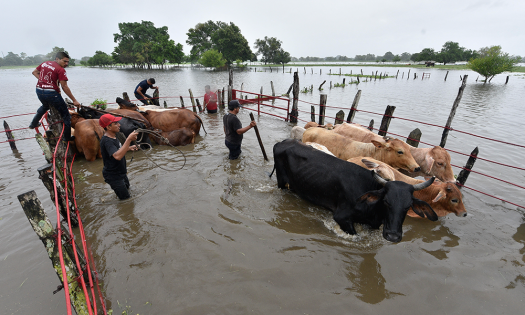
0, 113, 36, 119
132, 128, 187, 172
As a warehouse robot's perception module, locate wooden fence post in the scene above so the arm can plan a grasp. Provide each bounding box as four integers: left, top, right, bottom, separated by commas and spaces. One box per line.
152, 89, 160, 106
311, 106, 315, 122
188, 89, 197, 113
222, 88, 225, 108
4, 120, 17, 151
335, 110, 345, 125
123, 92, 130, 102
319, 94, 327, 125
407, 69, 411, 80
227, 86, 232, 105
249, 112, 268, 161
406, 128, 422, 147
229, 69, 233, 87
505, 76, 510, 84
216, 90, 222, 109
444, 71, 449, 81
17, 190, 90, 315
179, 96, 185, 108
378, 105, 396, 136
368, 119, 374, 131
396, 69, 399, 79
440, 75, 468, 148
196, 99, 203, 113
346, 90, 362, 123
290, 72, 299, 123
319, 80, 326, 90
456, 147, 479, 188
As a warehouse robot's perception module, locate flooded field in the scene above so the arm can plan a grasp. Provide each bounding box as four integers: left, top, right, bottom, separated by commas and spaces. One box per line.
1, 66, 524, 314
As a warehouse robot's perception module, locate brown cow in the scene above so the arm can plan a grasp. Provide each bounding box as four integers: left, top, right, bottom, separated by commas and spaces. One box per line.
142, 109, 203, 135
350, 157, 466, 217
333, 122, 455, 183
70, 113, 104, 162
303, 127, 421, 172
151, 128, 195, 146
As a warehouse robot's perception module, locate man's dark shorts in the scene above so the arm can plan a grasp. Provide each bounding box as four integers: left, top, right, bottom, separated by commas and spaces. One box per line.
134, 93, 153, 105
225, 140, 241, 160
104, 173, 131, 200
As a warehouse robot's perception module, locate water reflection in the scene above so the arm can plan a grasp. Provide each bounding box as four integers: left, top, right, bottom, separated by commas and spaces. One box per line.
344, 252, 404, 304
505, 219, 525, 289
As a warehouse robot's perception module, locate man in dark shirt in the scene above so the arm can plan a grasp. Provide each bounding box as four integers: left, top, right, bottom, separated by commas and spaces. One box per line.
223, 100, 256, 160
99, 114, 138, 200
134, 78, 158, 105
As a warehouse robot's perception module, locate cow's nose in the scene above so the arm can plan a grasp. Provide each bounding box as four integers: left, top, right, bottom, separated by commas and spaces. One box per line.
457, 211, 467, 217
414, 167, 421, 172
385, 232, 402, 243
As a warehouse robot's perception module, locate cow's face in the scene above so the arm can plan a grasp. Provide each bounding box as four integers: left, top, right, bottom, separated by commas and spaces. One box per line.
431, 182, 467, 217
371, 138, 421, 173
358, 179, 437, 242
428, 146, 455, 183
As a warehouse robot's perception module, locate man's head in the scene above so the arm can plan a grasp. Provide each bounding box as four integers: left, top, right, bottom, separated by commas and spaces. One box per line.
147, 78, 156, 85
99, 114, 122, 131
228, 100, 241, 113
205, 85, 211, 92
55, 52, 70, 68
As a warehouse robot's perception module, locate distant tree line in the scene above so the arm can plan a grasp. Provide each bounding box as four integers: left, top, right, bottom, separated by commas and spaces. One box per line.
0, 47, 75, 67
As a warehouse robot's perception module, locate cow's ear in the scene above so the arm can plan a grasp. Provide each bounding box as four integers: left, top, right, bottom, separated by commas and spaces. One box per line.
371, 140, 384, 148
357, 190, 384, 205
410, 198, 438, 221
425, 154, 435, 173
432, 189, 446, 203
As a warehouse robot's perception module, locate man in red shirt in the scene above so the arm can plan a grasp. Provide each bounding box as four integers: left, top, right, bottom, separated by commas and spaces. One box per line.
29, 52, 80, 141
204, 85, 218, 114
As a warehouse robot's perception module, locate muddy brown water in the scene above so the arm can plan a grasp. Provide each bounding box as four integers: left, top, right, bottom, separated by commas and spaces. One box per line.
1, 66, 524, 314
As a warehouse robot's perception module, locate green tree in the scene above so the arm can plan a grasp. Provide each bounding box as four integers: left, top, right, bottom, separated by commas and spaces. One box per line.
187, 21, 253, 65
113, 20, 184, 69
400, 52, 411, 61
414, 48, 435, 62
88, 51, 113, 67
198, 49, 226, 68
3, 52, 23, 65
435, 41, 464, 65
254, 36, 290, 64
383, 51, 394, 61
393, 55, 401, 63
467, 45, 521, 83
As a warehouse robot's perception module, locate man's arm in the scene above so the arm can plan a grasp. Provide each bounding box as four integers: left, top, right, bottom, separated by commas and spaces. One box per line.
236, 121, 256, 135
112, 131, 139, 161
32, 69, 40, 79
136, 86, 147, 99
59, 80, 80, 106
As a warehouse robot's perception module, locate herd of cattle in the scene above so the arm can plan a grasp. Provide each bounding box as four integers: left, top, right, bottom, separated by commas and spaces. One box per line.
68, 100, 466, 243
274, 122, 467, 242
69, 98, 203, 161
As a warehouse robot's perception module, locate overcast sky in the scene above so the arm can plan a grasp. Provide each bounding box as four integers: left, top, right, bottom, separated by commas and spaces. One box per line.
3, 0, 523, 59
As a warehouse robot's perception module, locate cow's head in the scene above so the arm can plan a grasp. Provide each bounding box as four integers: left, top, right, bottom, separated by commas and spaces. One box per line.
116, 97, 139, 111
357, 173, 437, 242
424, 146, 455, 183
78, 106, 102, 120
430, 182, 466, 217
70, 111, 84, 128
371, 137, 421, 173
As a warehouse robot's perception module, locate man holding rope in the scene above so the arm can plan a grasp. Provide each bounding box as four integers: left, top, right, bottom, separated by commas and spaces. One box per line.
99, 114, 139, 200
134, 78, 158, 105
29, 51, 80, 142
223, 100, 256, 160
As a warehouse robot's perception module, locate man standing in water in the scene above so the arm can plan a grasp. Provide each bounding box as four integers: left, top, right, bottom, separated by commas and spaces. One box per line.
204, 85, 218, 113
99, 114, 139, 200
29, 52, 80, 141
134, 78, 159, 105
223, 100, 256, 160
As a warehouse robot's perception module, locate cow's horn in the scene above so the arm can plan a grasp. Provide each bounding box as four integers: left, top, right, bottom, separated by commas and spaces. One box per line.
413, 177, 435, 191
373, 171, 388, 186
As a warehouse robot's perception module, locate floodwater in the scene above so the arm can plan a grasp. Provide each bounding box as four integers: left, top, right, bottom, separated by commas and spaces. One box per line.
1, 65, 524, 314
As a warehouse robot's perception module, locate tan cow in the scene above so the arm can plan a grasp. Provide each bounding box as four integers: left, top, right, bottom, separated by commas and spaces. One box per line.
303, 127, 420, 172
350, 157, 467, 218
304, 122, 334, 130
347, 157, 396, 181
142, 108, 203, 135
70, 112, 103, 162
333, 122, 456, 183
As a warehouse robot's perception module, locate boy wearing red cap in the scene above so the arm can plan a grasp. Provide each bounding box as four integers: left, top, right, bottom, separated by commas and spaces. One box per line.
99, 114, 139, 200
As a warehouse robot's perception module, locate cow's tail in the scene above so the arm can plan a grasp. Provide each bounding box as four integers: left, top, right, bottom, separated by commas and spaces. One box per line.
269, 165, 276, 178
193, 113, 207, 134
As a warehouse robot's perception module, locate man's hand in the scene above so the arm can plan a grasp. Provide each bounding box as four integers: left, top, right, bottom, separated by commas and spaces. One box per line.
128, 130, 139, 142
154, 86, 159, 90
73, 100, 80, 107
249, 121, 257, 128
129, 145, 138, 151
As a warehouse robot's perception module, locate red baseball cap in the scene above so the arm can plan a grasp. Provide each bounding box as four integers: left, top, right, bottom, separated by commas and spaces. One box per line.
99, 114, 122, 128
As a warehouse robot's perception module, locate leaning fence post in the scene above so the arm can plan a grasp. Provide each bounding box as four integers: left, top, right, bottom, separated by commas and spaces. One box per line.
196, 99, 203, 113
319, 94, 327, 125
407, 69, 411, 80
4, 120, 17, 151
123, 92, 130, 102
290, 72, 299, 123
368, 119, 374, 131
216, 90, 223, 109
346, 90, 362, 123
444, 71, 449, 81
17, 190, 90, 315
152, 89, 160, 106
406, 128, 422, 147
311, 106, 315, 122
188, 89, 197, 113
179, 96, 185, 108
378, 105, 396, 136
456, 147, 479, 188
440, 75, 468, 148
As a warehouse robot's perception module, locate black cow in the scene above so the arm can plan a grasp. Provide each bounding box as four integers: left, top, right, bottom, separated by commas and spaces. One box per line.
272, 139, 437, 242
78, 106, 152, 148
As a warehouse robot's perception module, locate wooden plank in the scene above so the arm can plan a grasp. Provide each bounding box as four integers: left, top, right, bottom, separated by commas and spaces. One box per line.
3, 120, 17, 151
249, 113, 268, 161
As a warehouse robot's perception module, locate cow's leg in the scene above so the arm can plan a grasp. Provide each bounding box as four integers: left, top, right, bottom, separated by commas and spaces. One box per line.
333, 209, 357, 234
